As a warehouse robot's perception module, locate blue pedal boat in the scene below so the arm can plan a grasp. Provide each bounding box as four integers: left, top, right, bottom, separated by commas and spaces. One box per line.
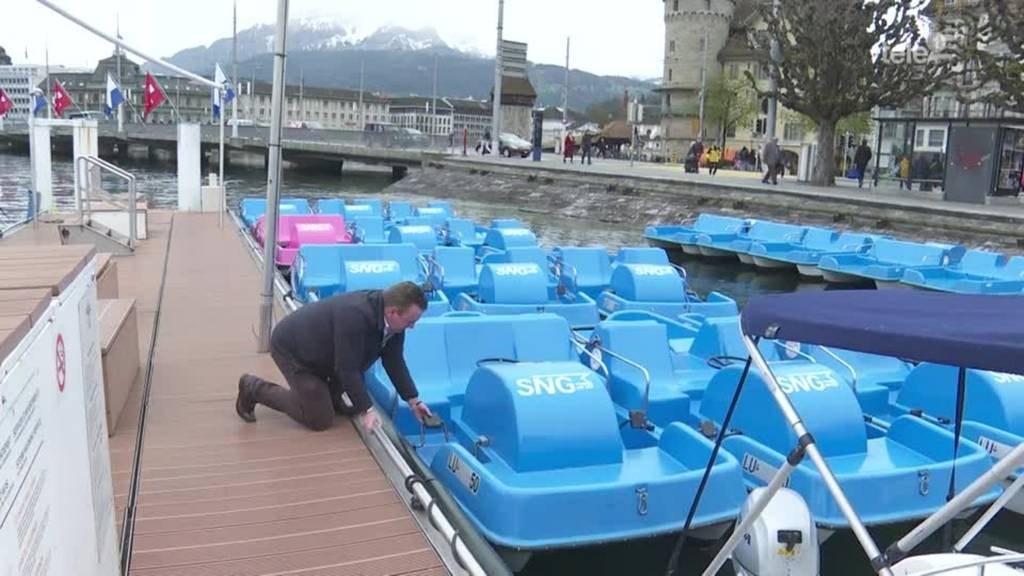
317, 199, 379, 221
747, 228, 877, 275
388, 223, 440, 252
596, 248, 737, 319
591, 306, 997, 534
724, 221, 811, 265
425, 246, 480, 301
240, 197, 311, 230
291, 243, 450, 314
901, 251, 1024, 294
868, 363, 1024, 515
477, 226, 538, 259
364, 312, 745, 558
442, 218, 488, 250
817, 238, 966, 287
454, 260, 600, 329
644, 214, 749, 255
387, 200, 415, 222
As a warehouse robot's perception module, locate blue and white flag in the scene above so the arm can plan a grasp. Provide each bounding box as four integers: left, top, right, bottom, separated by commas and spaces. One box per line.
31, 89, 46, 116
104, 73, 124, 117
212, 63, 235, 120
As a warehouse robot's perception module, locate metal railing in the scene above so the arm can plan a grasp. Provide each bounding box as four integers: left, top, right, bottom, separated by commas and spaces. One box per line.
75, 155, 138, 249
574, 331, 652, 429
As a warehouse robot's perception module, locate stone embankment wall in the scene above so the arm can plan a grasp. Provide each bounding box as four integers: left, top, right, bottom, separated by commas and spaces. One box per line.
385, 160, 1024, 252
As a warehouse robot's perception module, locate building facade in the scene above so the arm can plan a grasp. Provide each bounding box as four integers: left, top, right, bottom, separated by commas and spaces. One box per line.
446, 98, 493, 144
0, 64, 45, 120
388, 97, 453, 136
236, 81, 388, 130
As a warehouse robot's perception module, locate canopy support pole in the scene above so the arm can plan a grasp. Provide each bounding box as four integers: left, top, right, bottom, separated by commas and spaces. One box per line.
943, 366, 968, 548
666, 354, 754, 575
739, 334, 893, 575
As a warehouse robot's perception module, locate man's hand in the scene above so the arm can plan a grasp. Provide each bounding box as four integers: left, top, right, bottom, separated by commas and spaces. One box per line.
359, 407, 381, 433
409, 398, 432, 423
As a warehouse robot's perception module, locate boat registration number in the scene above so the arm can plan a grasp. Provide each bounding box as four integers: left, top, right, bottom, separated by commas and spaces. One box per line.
741, 453, 790, 487
446, 453, 481, 495
977, 436, 1013, 460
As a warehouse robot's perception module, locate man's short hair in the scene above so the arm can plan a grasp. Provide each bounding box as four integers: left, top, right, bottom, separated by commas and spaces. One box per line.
383, 281, 428, 312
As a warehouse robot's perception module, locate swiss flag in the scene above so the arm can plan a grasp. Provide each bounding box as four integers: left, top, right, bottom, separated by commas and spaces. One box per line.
143, 73, 166, 120
0, 89, 12, 117
53, 80, 73, 118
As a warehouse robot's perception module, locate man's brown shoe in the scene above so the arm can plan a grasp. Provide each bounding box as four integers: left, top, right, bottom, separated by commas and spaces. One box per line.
236, 374, 258, 423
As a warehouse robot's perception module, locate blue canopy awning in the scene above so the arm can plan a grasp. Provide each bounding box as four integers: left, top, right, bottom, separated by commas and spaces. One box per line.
741, 290, 1024, 375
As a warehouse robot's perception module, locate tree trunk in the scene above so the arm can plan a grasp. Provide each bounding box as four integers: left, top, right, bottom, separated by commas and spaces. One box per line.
813, 119, 837, 186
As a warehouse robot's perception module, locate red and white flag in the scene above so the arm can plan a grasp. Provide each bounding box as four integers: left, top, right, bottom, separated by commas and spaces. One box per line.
0, 89, 12, 117
143, 73, 166, 119
52, 80, 73, 118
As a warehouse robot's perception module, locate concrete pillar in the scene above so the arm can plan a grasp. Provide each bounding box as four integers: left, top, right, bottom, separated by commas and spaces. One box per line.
177, 123, 202, 211
147, 146, 158, 162
30, 124, 53, 211
339, 159, 344, 176
263, 149, 270, 170
72, 120, 100, 212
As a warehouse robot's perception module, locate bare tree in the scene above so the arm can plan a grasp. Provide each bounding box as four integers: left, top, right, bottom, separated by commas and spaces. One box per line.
936, 0, 1024, 114
749, 0, 949, 185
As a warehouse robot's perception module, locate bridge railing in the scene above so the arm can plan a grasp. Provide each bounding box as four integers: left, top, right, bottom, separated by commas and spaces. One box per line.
2, 121, 453, 152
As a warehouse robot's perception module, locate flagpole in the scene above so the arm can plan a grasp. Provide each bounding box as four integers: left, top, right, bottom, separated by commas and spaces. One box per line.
258, 0, 290, 352
116, 14, 124, 133
218, 87, 225, 229
45, 45, 51, 119
231, 0, 239, 139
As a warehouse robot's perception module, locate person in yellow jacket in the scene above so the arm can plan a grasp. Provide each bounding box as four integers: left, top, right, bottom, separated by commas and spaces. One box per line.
899, 154, 912, 190
707, 145, 722, 175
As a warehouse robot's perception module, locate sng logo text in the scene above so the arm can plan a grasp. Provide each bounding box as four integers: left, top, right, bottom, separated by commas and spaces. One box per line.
776, 372, 840, 394
400, 225, 435, 234
629, 264, 674, 277
502, 228, 532, 236
493, 263, 540, 276
296, 223, 333, 233
348, 262, 398, 274
515, 373, 595, 396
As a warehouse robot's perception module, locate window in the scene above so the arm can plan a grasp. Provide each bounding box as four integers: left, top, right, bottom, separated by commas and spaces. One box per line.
882, 123, 898, 138
670, 40, 676, 53
699, 37, 706, 52
916, 128, 925, 147
755, 117, 767, 135
726, 124, 737, 138
784, 122, 804, 141
668, 69, 673, 81
673, 0, 679, 10
665, 94, 672, 108
728, 64, 738, 79
928, 129, 945, 148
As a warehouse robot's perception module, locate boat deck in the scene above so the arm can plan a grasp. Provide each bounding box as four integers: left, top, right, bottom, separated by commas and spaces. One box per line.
3, 214, 447, 576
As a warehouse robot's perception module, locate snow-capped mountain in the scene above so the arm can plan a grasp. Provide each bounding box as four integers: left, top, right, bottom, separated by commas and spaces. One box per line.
157, 18, 655, 112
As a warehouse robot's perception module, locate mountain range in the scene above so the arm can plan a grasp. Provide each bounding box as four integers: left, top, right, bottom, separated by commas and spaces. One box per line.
157, 19, 657, 112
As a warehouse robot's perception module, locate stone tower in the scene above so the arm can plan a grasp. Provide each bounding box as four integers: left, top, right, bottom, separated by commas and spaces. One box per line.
660, 0, 745, 155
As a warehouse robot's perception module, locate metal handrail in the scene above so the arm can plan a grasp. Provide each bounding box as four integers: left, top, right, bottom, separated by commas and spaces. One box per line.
905, 553, 1024, 576
571, 339, 611, 387
575, 331, 652, 428
816, 345, 858, 391
774, 340, 818, 364
75, 155, 137, 249
422, 253, 446, 288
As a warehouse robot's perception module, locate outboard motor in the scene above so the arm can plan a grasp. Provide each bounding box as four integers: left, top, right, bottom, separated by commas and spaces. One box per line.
732, 488, 818, 576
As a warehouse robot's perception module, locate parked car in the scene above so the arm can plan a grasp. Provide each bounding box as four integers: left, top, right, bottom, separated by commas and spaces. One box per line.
499, 133, 533, 158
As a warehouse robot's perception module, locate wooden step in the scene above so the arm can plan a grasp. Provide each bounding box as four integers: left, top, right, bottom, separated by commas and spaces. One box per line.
94, 253, 119, 299
98, 298, 140, 434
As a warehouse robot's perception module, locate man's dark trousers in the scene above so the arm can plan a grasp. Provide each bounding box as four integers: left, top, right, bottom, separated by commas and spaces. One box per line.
249, 339, 337, 431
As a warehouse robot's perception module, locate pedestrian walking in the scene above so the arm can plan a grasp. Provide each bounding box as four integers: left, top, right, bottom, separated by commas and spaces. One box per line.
761, 138, 780, 185
707, 145, 722, 175
854, 139, 873, 188
581, 132, 593, 165
563, 134, 576, 164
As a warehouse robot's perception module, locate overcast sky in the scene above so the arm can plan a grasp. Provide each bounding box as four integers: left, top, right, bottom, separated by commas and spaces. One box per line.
2, 1, 665, 79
